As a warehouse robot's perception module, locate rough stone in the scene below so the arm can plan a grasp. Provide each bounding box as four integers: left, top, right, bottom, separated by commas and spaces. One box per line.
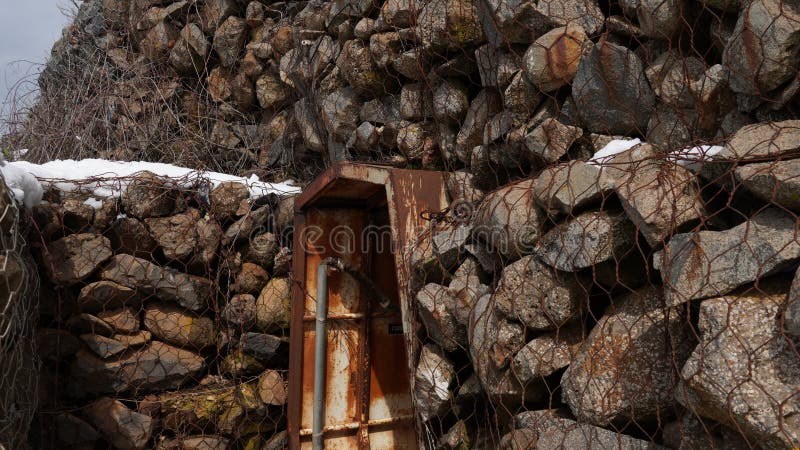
222, 294, 257, 328
416, 283, 465, 351
614, 160, 705, 247
256, 72, 292, 110
121, 172, 183, 219
322, 87, 362, 141
234, 262, 269, 294
44, 233, 112, 285
101, 255, 212, 312
493, 256, 588, 330
257, 369, 287, 406
503, 71, 541, 125
475, 45, 519, 90
145, 209, 200, 260
456, 90, 503, 163
400, 83, 432, 121
140, 21, 178, 61
169, 23, 209, 74
572, 40, 655, 135
239, 332, 283, 360
717, 119, 800, 161
523, 25, 589, 92
69, 341, 206, 396
85, 397, 153, 450
210, 181, 248, 218
735, 159, 800, 212
213, 16, 247, 67
656, 208, 800, 305
243, 233, 278, 268
433, 79, 469, 125
637, 0, 685, 39
98, 307, 140, 334
158, 435, 232, 450
645, 52, 706, 108
535, 210, 636, 272
80, 334, 131, 358
723, 0, 800, 95
67, 313, 115, 337
535, 0, 604, 35
511, 324, 584, 384
561, 286, 694, 426
109, 217, 160, 258
532, 160, 614, 216
414, 344, 455, 422
472, 178, 544, 259
447, 257, 490, 327
255, 277, 291, 332
144, 303, 217, 349
77, 281, 146, 313
678, 279, 800, 449
416, 0, 484, 50
336, 39, 392, 98
524, 118, 584, 164
380, 0, 419, 27
221, 349, 265, 377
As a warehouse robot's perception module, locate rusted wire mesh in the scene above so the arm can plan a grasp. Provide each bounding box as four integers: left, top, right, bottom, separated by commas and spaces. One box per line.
24, 173, 296, 449
2, 0, 799, 448
0, 174, 39, 450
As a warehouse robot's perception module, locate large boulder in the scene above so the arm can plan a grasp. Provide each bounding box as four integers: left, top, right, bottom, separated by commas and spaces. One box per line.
101, 255, 212, 312
614, 160, 706, 247
68, 341, 206, 397
561, 286, 695, 426
144, 303, 217, 349
678, 279, 800, 449
523, 25, 589, 92
44, 234, 113, 285
572, 40, 655, 135
84, 397, 153, 450
722, 0, 800, 95
472, 178, 544, 259
493, 256, 588, 330
656, 208, 800, 305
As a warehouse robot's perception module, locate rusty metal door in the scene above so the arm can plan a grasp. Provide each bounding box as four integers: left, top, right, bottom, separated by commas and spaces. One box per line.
296, 207, 416, 449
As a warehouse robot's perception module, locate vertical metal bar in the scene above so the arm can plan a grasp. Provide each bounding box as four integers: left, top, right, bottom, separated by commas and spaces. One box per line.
312, 261, 330, 450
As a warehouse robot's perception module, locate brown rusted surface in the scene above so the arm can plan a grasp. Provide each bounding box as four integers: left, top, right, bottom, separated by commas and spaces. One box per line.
288, 163, 447, 450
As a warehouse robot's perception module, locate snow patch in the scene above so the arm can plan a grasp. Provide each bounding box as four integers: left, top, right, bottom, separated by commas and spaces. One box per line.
667, 145, 724, 171
0, 158, 301, 209
587, 139, 642, 166
83, 197, 104, 209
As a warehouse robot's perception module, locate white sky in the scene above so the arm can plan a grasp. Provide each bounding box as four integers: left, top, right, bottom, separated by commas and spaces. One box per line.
0, 0, 72, 123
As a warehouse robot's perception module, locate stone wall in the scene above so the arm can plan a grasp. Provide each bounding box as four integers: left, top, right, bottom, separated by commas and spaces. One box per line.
8, 0, 800, 448
29, 174, 295, 449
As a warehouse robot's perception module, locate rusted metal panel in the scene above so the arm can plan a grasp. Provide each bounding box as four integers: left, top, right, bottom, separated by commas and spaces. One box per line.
289, 163, 448, 450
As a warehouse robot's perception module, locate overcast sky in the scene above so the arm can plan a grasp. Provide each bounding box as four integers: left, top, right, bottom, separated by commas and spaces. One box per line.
0, 0, 72, 122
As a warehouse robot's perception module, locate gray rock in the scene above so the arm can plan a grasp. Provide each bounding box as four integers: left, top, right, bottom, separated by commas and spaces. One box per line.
122, 172, 183, 219
561, 286, 694, 426
222, 293, 257, 328
69, 341, 206, 396
655, 208, 800, 305
523, 25, 590, 92
169, 23, 209, 74
416, 0, 485, 50
77, 281, 146, 313
717, 119, 800, 161
661, 413, 751, 450
109, 217, 160, 258
447, 257, 490, 326
446, 170, 486, 207
511, 324, 584, 384
322, 87, 362, 142
572, 40, 655, 135
140, 21, 179, 61
397, 122, 431, 160
255, 278, 291, 332
678, 279, 800, 449
210, 182, 248, 218
380, 0, 418, 27
80, 334, 131, 359
392, 48, 428, 80
100, 254, 212, 312
257, 369, 287, 406
349, 121, 382, 152
213, 16, 248, 67
532, 160, 615, 216
336, 39, 393, 98
439, 420, 473, 449
200, 0, 238, 33
145, 209, 201, 261
785, 268, 800, 337
144, 303, 216, 349
399, 83, 432, 121
645, 51, 706, 108
369, 31, 403, 68
735, 159, 800, 212
414, 344, 455, 422
535, 0, 604, 35
535, 210, 636, 272
723, 0, 800, 95
477, 0, 550, 44
239, 332, 283, 360
256, 72, 292, 110
416, 283, 465, 351
614, 160, 705, 247
498, 428, 537, 450
411, 224, 471, 279
472, 178, 544, 259
475, 45, 520, 89
636, 0, 685, 39
433, 79, 469, 125
223, 205, 270, 244
85, 397, 153, 450
469, 294, 542, 404
503, 71, 542, 126
67, 313, 115, 337
456, 89, 503, 164
524, 118, 584, 164
493, 256, 588, 330
294, 98, 326, 153
97, 307, 140, 334
44, 233, 113, 285
536, 421, 663, 449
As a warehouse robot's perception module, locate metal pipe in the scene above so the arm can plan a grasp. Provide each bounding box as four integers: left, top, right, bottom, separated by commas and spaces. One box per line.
312, 257, 341, 450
